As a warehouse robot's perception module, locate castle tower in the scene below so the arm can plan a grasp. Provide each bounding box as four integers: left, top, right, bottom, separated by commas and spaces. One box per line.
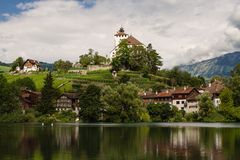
114, 27, 129, 47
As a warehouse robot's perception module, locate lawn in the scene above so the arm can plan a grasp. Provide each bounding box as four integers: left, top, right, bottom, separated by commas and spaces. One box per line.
0, 66, 10, 73
5, 72, 72, 92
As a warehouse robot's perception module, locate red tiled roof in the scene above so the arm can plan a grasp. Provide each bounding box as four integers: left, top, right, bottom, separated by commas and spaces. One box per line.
204, 80, 224, 94
142, 87, 199, 99
186, 91, 200, 101
172, 87, 195, 94
126, 35, 143, 45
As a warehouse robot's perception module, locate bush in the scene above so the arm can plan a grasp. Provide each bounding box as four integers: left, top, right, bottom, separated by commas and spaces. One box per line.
203, 112, 226, 122
55, 111, 76, 123
0, 110, 35, 123
170, 112, 186, 122
185, 112, 199, 122
38, 114, 57, 124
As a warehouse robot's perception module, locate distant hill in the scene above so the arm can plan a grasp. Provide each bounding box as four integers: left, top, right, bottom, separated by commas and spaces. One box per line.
0, 61, 11, 67
179, 51, 240, 78
39, 62, 54, 71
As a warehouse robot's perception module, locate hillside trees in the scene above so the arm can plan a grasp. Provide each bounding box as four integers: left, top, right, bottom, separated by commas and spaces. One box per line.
229, 64, 240, 106
0, 75, 19, 114
219, 88, 235, 120
10, 57, 24, 71
157, 67, 205, 87
111, 41, 162, 75
79, 49, 108, 67
101, 83, 149, 122
53, 59, 72, 72
12, 77, 36, 91
197, 93, 214, 119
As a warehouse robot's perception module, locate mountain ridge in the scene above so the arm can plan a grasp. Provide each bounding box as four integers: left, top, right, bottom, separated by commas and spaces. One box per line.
179, 51, 240, 78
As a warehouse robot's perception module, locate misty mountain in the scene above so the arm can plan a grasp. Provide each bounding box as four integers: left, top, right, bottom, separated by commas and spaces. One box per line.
179, 51, 240, 78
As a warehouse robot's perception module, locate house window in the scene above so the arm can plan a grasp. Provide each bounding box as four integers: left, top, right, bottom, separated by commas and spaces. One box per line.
182, 101, 185, 104
176, 101, 180, 104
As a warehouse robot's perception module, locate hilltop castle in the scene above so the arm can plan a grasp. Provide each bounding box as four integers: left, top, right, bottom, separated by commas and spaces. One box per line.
110, 27, 143, 59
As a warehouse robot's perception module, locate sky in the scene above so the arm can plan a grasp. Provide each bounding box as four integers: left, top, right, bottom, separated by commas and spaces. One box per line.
0, 0, 240, 68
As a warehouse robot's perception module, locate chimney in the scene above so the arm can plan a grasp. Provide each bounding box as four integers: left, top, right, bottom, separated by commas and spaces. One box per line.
184, 86, 186, 90
155, 91, 158, 95
144, 92, 146, 96
209, 83, 212, 87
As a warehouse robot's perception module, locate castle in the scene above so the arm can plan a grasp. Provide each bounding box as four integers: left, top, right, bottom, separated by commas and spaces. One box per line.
110, 27, 144, 59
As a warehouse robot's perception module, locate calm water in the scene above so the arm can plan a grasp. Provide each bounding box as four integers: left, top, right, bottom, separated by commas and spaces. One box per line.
1, 123, 240, 160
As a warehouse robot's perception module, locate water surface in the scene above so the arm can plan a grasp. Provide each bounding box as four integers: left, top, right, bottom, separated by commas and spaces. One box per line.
0, 123, 240, 160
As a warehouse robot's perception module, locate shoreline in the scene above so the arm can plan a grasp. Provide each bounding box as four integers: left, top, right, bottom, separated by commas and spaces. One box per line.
1, 122, 240, 128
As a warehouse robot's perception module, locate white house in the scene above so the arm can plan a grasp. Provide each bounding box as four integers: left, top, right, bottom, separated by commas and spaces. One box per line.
171, 87, 200, 113
110, 27, 143, 59
204, 80, 224, 107
142, 87, 200, 113
22, 59, 40, 72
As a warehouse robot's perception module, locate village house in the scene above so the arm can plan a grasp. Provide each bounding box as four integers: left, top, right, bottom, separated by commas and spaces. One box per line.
16, 59, 40, 73
142, 80, 224, 113
110, 27, 144, 59
204, 80, 224, 107
142, 87, 201, 113
20, 89, 41, 112
171, 87, 200, 112
142, 90, 173, 104
22, 59, 40, 72
55, 93, 80, 115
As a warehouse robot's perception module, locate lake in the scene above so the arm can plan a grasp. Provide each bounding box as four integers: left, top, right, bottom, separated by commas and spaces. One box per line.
1, 123, 240, 160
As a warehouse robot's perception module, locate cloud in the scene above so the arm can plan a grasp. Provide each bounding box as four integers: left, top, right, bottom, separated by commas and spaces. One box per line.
225, 5, 240, 49
0, 0, 239, 68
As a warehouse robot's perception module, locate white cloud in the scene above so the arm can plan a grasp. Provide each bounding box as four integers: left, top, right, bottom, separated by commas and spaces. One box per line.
0, 0, 239, 68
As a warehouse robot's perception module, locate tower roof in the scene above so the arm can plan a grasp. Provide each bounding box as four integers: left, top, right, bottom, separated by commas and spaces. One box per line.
114, 27, 128, 36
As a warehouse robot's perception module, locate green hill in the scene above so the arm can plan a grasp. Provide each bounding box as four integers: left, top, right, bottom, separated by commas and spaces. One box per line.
3, 70, 168, 92
0, 66, 10, 73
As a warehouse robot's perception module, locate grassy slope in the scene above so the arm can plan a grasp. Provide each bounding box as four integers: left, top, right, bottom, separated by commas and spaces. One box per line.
4, 70, 168, 91
0, 66, 10, 72
5, 72, 72, 92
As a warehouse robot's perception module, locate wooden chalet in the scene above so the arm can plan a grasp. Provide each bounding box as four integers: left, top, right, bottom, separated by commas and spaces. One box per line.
22, 59, 40, 72
20, 89, 41, 111
56, 93, 80, 114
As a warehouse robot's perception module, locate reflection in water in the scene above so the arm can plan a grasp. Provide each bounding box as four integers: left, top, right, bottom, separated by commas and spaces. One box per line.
0, 124, 240, 160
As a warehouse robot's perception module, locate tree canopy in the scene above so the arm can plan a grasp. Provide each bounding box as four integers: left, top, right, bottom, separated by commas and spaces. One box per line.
101, 83, 149, 122
0, 75, 19, 114
37, 72, 58, 115
53, 59, 72, 72
79, 49, 109, 67
111, 41, 162, 75
79, 84, 102, 122
10, 57, 24, 71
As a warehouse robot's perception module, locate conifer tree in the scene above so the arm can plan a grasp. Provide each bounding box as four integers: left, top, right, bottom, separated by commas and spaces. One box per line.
37, 72, 57, 114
